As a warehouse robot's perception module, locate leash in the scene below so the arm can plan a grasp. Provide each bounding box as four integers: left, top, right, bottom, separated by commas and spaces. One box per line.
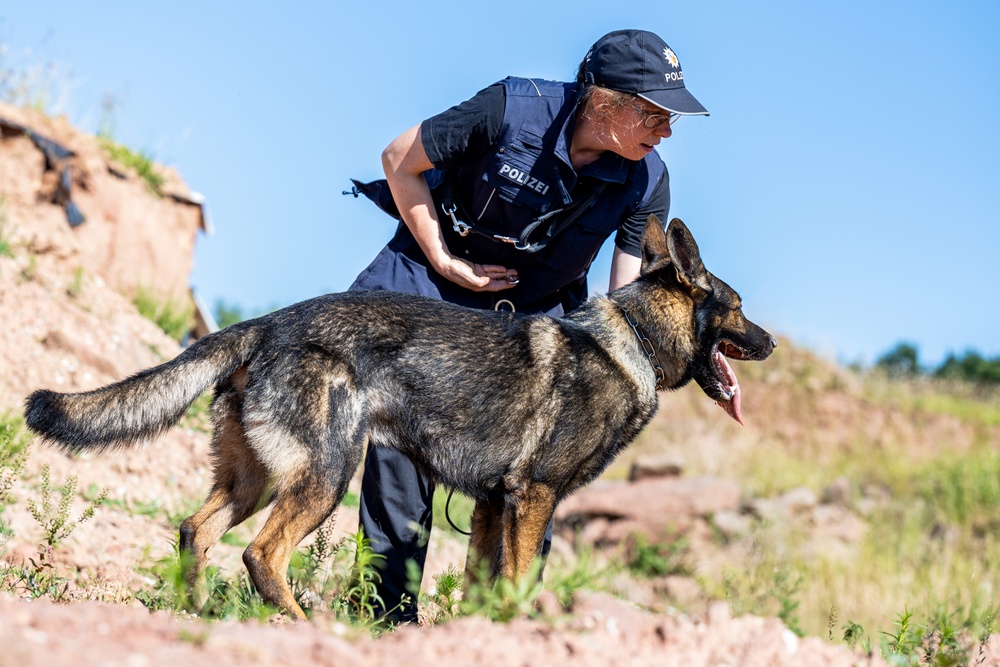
619, 305, 666, 391
444, 488, 472, 536
442, 297, 517, 538
441, 178, 608, 253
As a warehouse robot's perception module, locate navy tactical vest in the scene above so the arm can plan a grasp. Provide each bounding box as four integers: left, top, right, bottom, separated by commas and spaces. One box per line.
351, 77, 667, 315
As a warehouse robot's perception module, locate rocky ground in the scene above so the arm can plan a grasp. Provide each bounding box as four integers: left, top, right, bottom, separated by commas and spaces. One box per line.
1, 101, 996, 666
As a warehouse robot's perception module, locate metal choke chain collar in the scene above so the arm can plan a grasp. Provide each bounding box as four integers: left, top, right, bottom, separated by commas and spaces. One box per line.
619, 305, 666, 391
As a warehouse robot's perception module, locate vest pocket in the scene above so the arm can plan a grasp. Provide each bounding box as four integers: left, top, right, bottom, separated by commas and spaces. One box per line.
483, 124, 556, 212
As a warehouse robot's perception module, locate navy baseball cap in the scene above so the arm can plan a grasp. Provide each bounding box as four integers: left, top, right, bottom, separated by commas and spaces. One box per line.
584, 29, 709, 116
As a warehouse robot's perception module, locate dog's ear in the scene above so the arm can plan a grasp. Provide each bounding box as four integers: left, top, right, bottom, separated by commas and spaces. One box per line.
665, 218, 712, 299
640, 215, 670, 275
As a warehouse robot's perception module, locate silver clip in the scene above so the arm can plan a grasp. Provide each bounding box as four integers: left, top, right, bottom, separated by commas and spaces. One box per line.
443, 203, 470, 236
492, 234, 532, 251
494, 299, 516, 313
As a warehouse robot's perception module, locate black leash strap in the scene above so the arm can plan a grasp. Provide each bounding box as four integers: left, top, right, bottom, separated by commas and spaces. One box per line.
442, 178, 608, 254
444, 488, 472, 536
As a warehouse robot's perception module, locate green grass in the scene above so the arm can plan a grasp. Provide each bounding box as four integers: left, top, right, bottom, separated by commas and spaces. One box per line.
98, 136, 165, 196
134, 284, 195, 341
0, 196, 13, 259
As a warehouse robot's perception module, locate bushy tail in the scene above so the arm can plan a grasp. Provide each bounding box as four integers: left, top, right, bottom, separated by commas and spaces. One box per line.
24, 322, 262, 454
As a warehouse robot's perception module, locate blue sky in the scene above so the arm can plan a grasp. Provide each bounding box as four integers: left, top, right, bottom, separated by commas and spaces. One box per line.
2, 1, 997, 367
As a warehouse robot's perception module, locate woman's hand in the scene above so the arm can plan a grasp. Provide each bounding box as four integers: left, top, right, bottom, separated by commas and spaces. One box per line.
383, 125, 520, 293
434, 255, 519, 292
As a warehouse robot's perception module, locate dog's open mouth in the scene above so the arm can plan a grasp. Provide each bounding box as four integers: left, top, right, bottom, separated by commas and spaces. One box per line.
713, 340, 744, 425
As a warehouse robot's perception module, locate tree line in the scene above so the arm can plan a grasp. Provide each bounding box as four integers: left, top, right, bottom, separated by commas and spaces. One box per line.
877, 342, 1000, 385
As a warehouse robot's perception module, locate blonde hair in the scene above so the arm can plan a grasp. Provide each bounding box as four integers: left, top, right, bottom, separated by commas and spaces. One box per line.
575, 58, 641, 143
577, 85, 638, 145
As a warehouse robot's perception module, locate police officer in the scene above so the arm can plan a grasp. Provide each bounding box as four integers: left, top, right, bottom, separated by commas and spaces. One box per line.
349, 28, 708, 623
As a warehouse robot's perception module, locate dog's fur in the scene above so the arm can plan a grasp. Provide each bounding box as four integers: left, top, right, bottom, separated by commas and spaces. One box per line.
24, 217, 775, 619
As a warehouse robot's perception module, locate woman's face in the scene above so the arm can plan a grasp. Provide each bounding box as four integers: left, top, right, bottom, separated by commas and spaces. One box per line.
597, 97, 671, 160
602, 100, 675, 161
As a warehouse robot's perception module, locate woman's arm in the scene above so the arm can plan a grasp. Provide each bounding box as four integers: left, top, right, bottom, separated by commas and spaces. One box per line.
382, 125, 518, 292
608, 246, 642, 291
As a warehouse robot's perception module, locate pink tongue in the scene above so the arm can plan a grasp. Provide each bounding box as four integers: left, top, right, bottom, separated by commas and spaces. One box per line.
715, 351, 744, 425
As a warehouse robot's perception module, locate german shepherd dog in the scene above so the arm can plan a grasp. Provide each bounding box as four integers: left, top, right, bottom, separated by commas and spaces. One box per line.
25, 217, 775, 620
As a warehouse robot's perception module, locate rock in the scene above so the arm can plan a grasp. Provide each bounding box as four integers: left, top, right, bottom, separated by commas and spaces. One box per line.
779, 487, 818, 515
820, 476, 854, 507
712, 509, 752, 540
628, 454, 685, 481
556, 476, 742, 547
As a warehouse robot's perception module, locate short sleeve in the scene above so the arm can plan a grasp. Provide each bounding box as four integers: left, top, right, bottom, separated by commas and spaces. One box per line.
614, 167, 670, 256
421, 84, 506, 169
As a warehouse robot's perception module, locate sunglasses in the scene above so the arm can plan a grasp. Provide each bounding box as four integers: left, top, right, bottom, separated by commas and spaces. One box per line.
632, 105, 681, 129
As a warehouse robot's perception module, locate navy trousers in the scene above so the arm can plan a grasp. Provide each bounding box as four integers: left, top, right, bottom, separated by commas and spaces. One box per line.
359, 444, 553, 623
351, 230, 567, 624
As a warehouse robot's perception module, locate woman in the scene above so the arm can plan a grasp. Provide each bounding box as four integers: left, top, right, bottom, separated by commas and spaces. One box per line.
349, 28, 709, 623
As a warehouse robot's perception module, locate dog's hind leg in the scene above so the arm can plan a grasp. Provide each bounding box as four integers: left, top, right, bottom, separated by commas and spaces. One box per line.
179, 384, 269, 596
241, 460, 358, 620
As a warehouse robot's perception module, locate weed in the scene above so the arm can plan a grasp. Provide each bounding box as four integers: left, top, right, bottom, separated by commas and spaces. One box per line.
288, 515, 337, 609
66, 267, 85, 299
0, 196, 13, 259
332, 528, 389, 624
27, 464, 107, 549
0, 415, 32, 553
461, 558, 544, 622
20, 254, 37, 282
422, 565, 464, 623
546, 540, 617, 610
1, 546, 71, 601
134, 284, 195, 341
626, 532, 693, 578
841, 601, 996, 666
720, 547, 805, 637
843, 619, 871, 653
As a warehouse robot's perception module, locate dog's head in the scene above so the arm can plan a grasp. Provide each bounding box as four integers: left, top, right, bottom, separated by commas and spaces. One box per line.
640, 216, 776, 424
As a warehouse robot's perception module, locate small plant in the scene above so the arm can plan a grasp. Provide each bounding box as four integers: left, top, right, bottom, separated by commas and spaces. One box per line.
133, 284, 195, 341
422, 565, 464, 623
841, 604, 996, 666
546, 540, 617, 610
2, 545, 71, 601
66, 266, 85, 299
288, 515, 337, 609
27, 464, 107, 549
843, 619, 871, 653
626, 532, 693, 578
0, 196, 13, 259
332, 528, 388, 624
462, 558, 544, 623
20, 254, 38, 282
0, 415, 32, 553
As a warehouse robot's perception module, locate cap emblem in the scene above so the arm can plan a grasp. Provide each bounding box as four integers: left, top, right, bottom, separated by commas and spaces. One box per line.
662, 47, 679, 69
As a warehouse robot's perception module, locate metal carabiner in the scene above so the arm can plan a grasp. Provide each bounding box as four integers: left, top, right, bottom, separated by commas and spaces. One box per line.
442, 203, 471, 236
494, 299, 516, 313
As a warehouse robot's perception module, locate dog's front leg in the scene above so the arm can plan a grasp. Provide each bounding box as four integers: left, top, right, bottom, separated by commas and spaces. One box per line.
499, 482, 556, 581
465, 496, 504, 587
